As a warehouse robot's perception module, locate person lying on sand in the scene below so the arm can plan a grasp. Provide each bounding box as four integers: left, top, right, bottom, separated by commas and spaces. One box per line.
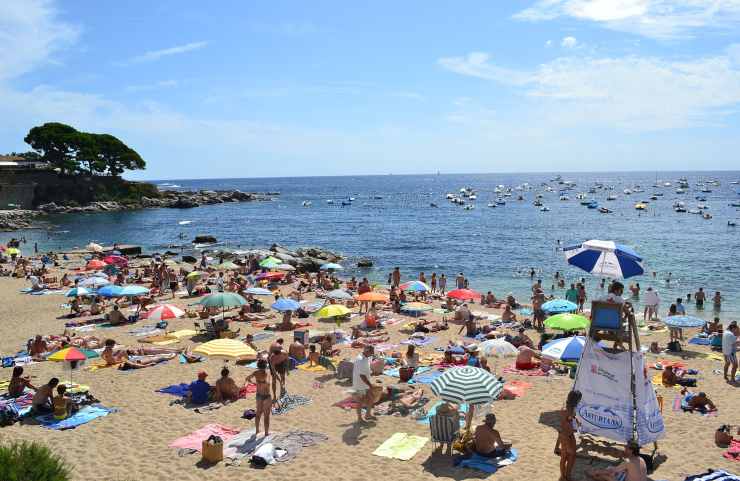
661, 366, 697, 387
681, 389, 717, 413
586, 442, 647, 481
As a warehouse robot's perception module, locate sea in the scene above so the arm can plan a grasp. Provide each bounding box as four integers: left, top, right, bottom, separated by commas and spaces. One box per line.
4, 171, 740, 321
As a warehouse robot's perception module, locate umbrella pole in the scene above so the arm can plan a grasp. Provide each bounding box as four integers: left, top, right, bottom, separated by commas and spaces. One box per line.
465, 404, 475, 431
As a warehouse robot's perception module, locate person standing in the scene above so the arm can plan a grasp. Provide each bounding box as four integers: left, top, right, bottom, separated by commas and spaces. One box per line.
391, 267, 401, 289
675, 298, 686, 315
565, 284, 578, 304
352, 345, 376, 423
439, 274, 447, 294
643, 287, 659, 322
695, 287, 706, 309
456, 272, 465, 290
430, 272, 437, 293
722, 321, 739, 384
246, 360, 272, 436
558, 390, 582, 481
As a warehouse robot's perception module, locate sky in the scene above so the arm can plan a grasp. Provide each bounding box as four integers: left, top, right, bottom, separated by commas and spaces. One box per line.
2, 1, 740, 180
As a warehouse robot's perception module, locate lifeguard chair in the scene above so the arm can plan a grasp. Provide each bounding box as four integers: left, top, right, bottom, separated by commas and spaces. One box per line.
588, 301, 638, 349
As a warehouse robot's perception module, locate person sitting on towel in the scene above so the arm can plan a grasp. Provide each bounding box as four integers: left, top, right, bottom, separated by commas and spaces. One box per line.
106, 305, 127, 325
683, 390, 717, 413
187, 371, 212, 405
515, 345, 541, 370
473, 413, 511, 458
661, 365, 697, 387
214, 367, 239, 402
52, 384, 77, 420
587, 442, 647, 481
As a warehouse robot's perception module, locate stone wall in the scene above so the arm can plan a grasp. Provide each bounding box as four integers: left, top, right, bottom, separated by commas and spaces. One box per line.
0, 182, 36, 209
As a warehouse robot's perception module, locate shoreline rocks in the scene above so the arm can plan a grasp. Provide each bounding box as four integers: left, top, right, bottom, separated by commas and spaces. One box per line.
0, 210, 43, 231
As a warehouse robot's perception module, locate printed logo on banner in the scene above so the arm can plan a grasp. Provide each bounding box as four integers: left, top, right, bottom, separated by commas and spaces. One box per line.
588, 364, 618, 383
645, 409, 664, 433
579, 404, 623, 430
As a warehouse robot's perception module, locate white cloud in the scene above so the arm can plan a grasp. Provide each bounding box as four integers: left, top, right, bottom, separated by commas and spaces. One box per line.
545, 39, 553, 47
514, 0, 740, 39
561, 36, 578, 48
0, 0, 79, 80
122, 41, 207, 65
438, 47, 740, 130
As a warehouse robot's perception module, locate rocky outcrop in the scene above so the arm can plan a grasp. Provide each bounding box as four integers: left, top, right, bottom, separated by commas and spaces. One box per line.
0, 210, 42, 231
357, 258, 373, 268
267, 244, 343, 272
193, 235, 217, 244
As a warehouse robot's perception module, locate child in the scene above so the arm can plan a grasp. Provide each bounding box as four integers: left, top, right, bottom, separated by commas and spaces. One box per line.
558, 390, 582, 481
308, 344, 320, 367
52, 384, 75, 420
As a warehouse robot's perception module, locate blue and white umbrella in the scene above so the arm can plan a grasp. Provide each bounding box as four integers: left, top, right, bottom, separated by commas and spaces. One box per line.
564, 239, 644, 279
96, 285, 123, 297
271, 298, 301, 312
118, 285, 150, 297
542, 299, 578, 313
327, 289, 353, 300
542, 336, 593, 362
320, 263, 343, 271
245, 287, 272, 296
65, 287, 93, 297
77, 277, 111, 288
663, 315, 706, 328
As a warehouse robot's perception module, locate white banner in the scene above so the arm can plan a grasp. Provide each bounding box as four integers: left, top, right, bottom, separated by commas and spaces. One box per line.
573, 338, 664, 445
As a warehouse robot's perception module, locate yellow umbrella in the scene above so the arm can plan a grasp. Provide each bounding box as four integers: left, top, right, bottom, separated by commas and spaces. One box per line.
215, 261, 239, 270
5, 247, 20, 256
315, 304, 351, 318
193, 339, 256, 360
186, 271, 202, 279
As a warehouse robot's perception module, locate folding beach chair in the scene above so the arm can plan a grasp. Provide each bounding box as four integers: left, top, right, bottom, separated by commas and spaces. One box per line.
429, 414, 459, 455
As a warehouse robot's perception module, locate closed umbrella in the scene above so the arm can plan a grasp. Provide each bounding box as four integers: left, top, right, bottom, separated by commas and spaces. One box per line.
327, 289, 353, 300
193, 339, 256, 360
143, 304, 186, 321
479, 339, 518, 358
544, 313, 590, 331
271, 298, 301, 312
542, 299, 578, 313
663, 315, 706, 328
400, 281, 430, 292
447, 289, 481, 301
564, 239, 644, 279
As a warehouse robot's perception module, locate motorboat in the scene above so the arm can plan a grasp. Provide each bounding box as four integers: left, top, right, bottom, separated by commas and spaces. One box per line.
533, 199, 543, 207
697, 204, 708, 210
675, 188, 686, 194
575, 193, 586, 200
446, 193, 455, 199
606, 194, 617, 201
463, 204, 475, 210
650, 195, 658, 201
703, 213, 712, 220
623, 189, 632, 195
496, 200, 506, 206
326, 199, 334, 204
599, 207, 612, 214
430, 203, 438, 208
559, 195, 569, 201
487, 203, 496, 208
695, 196, 707, 201
372, 195, 383, 200
586, 201, 598, 209
634, 203, 647, 210
302, 201, 312, 207
688, 209, 701, 215
729, 220, 737, 226
580, 199, 593, 205
540, 206, 550, 212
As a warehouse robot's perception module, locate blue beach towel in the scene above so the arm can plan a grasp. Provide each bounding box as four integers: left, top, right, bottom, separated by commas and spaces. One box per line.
689, 337, 712, 345
156, 383, 190, 397
36, 404, 115, 430
383, 366, 432, 378
417, 400, 468, 426
408, 369, 445, 385
456, 448, 518, 474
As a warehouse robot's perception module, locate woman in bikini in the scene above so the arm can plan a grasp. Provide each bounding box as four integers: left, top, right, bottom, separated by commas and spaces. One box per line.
246, 359, 272, 436
558, 390, 582, 481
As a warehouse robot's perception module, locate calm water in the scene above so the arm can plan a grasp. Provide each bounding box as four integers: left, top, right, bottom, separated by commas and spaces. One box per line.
5, 171, 740, 320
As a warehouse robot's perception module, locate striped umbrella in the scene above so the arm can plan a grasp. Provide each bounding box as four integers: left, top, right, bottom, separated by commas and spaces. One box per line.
143, 304, 186, 321
430, 366, 503, 406
564, 239, 644, 279
193, 339, 257, 360
65, 287, 93, 298
401, 302, 433, 312
48, 347, 99, 383
663, 315, 706, 328
478, 339, 518, 358
400, 281, 430, 292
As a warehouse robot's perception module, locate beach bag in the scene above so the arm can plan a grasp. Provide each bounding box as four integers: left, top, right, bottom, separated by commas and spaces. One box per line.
202, 435, 224, 463
716, 425, 734, 447
0, 404, 19, 427
2, 356, 14, 368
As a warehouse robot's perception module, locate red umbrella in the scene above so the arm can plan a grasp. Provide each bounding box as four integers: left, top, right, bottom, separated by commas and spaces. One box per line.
256, 271, 285, 281
86, 259, 107, 271
103, 255, 128, 267
447, 288, 482, 301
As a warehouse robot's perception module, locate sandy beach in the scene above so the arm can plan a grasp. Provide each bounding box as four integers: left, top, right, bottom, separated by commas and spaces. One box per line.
0, 256, 738, 481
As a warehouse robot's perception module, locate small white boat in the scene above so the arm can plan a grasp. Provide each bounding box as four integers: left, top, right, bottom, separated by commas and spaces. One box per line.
703, 213, 712, 220
463, 204, 475, 210
729, 221, 737, 226
675, 188, 686, 194
606, 194, 617, 201
487, 203, 496, 208
302, 201, 312, 207
326, 199, 334, 204
178, 220, 192, 225
623, 189, 632, 195
559, 195, 569, 201
469, 195, 477, 200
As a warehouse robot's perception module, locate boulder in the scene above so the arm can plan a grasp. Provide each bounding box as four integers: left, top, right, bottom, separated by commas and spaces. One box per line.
357, 258, 373, 268
172, 198, 199, 209
296, 256, 325, 272
274, 252, 297, 264
193, 235, 217, 244
270, 244, 298, 257
181, 255, 197, 264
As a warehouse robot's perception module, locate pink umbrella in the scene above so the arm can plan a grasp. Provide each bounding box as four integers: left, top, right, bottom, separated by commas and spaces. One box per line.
142, 304, 186, 321
103, 255, 128, 267
447, 288, 482, 301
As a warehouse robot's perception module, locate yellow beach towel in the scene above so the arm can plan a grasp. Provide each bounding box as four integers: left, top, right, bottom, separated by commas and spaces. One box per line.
651, 374, 681, 390
373, 433, 428, 461
297, 363, 327, 372
702, 352, 724, 362
0, 380, 9, 391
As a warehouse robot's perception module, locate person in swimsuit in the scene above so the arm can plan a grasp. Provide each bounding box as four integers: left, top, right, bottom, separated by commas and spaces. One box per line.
473, 413, 510, 457
587, 442, 647, 481
8, 366, 36, 398
246, 359, 272, 436
558, 390, 582, 481
215, 367, 240, 402
269, 339, 289, 400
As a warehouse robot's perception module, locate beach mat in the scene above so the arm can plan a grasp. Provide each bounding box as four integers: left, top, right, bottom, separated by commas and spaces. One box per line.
272, 393, 312, 415
724, 440, 740, 462
455, 448, 518, 473
36, 404, 115, 430
372, 432, 428, 461
169, 423, 240, 451
684, 470, 740, 480
333, 397, 361, 410
409, 369, 444, 385
502, 365, 548, 377
502, 380, 533, 398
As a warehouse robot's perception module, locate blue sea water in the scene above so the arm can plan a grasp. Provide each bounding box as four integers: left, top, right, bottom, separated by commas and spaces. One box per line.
5, 171, 740, 320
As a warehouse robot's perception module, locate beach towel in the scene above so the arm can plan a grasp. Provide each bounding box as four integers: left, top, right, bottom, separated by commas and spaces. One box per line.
252, 332, 274, 342
502, 380, 533, 398
383, 366, 432, 378
689, 337, 712, 345
702, 353, 725, 362
333, 397, 361, 410
297, 363, 327, 372
272, 393, 312, 415
456, 448, 518, 473
724, 440, 740, 462
129, 325, 161, 337
417, 401, 468, 426
373, 433, 428, 461
169, 423, 240, 451
409, 369, 445, 385
157, 383, 190, 397
36, 404, 115, 430
85, 362, 119, 372
401, 336, 436, 347
502, 365, 548, 377
651, 374, 682, 390
685, 470, 740, 481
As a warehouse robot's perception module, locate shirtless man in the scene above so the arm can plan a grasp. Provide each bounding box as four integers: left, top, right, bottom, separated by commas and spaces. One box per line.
474, 413, 510, 457
289, 339, 307, 362
106, 305, 127, 325
501, 305, 517, 322
31, 378, 59, 414
28, 335, 48, 359
214, 367, 240, 402
587, 442, 647, 481
515, 345, 541, 370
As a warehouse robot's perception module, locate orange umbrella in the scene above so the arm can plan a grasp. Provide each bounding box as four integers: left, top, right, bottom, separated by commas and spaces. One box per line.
86, 259, 107, 271
356, 292, 389, 302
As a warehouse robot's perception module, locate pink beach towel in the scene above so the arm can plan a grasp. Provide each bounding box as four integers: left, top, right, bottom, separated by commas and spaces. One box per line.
724, 439, 740, 462
502, 380, 533, 398
502, 365, 548, 377
169, 423, 240, 451
333, 397, 361, 410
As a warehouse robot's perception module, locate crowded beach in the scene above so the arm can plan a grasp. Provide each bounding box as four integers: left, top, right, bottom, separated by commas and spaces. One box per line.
0, 238, 738, 481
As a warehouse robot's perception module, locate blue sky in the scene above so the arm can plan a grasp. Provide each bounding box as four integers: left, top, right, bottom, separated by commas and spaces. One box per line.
2, 0, 740, 179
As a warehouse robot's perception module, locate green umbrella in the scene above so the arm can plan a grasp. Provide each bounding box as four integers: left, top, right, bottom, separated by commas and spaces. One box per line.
544, 313, 590, 331
196, 292, 247, 308
259, 256, 282, 268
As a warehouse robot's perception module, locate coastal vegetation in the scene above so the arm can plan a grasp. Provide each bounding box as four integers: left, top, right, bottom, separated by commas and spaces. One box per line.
0, 440, 71, 481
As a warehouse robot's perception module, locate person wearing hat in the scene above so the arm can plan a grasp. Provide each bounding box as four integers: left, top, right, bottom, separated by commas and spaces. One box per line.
187, 371, 212, 405
465, 344, 489, 371
473, 413, 510, 458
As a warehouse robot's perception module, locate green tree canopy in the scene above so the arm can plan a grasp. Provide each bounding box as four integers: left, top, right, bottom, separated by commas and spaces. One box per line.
23, 122, 146, 176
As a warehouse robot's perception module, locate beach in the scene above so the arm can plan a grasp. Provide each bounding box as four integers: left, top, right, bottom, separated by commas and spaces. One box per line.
0, 252, 738, 481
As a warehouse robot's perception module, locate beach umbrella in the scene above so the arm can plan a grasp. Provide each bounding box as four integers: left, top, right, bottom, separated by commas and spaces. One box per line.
86, 242, 103, 253
541, 336, 591, 362
320, 263, 343, 271
564, 239, 644, 279
271, 298, 301, 312
663, 315, 706, 329
478, 339, 518, 358
185, 271, 202, 279
544, 313, 590, 331
196, 292, 247, 309
256, 271, 284, 281
48, 347, 99, 384
96, 284, 123, 297
447, 289, 482, 301
6, 247, 20, 256
315, 304, 351, 318
143, 304, 186, 321
193, 339, 256, 360
65, 287, 93, 298
431, 366, 503, 406
400, 281, 430, 292
103, 255, 128, 267
356, 292, 389, 303
118, 285, 150, 297
259, 256, 282, 268
85, 259, 106, 271
77, 277, 111, 288
327, 289, 353, 300
542, 299, 578, 314
245, 287, 272, 296
215, 261, 240, 271
401, 302, 433, 312
276, 263, 295, 271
